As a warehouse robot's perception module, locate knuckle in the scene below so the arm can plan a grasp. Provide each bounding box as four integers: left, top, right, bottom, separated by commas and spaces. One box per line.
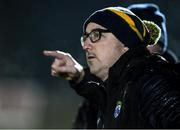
66, 53, 71, 56
56, 50, 67, 55
65, 53, 72, 58
64, 54, 69, 59
55, 58, 59, 63
51, 64, 56, 70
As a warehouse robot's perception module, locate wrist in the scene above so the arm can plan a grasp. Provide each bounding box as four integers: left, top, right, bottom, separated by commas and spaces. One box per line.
71, 64, 84, 83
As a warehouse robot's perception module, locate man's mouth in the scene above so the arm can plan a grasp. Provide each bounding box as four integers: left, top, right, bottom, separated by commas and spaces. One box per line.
87, 53, 96, 60
87, 55, 96, 59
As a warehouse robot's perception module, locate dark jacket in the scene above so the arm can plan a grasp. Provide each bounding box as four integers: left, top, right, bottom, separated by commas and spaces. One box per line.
71, 46, 180, 128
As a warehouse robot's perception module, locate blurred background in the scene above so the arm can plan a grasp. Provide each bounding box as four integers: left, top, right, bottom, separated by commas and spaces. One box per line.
0, 0, 179, 128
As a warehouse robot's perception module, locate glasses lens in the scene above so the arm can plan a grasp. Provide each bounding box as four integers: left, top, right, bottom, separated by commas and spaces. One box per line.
80, 29, 110, 47
89, 30, 100, 43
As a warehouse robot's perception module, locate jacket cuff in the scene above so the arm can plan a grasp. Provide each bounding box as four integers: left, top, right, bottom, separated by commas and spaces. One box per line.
69, 68, 101, 89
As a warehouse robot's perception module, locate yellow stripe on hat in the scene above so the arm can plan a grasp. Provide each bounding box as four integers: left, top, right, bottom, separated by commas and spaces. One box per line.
108, 8, 144, 42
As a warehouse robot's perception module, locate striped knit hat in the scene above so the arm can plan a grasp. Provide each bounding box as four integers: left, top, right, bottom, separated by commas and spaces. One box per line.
83, 7, 160, 49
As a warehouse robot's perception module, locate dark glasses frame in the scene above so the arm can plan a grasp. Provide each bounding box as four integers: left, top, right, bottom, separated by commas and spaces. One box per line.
80, 28, 111, 47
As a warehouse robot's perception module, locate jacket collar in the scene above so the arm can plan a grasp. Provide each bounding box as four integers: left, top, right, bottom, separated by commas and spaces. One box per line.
108, 46, 150, 82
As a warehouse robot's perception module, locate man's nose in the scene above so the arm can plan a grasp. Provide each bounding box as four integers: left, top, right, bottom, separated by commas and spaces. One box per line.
82, 40, 93, 50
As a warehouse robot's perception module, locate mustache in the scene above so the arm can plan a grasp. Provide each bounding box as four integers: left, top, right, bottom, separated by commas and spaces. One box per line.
86, 52, 96, 57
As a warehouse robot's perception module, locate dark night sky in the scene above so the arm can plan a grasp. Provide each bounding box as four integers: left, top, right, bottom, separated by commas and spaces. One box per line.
0, 0, 179, 79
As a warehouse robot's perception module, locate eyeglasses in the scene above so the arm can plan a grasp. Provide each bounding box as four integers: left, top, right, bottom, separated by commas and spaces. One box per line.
80, 28, 111, 47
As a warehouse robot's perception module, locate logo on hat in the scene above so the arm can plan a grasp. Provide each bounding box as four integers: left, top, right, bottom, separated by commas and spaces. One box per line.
114, 101, 122, 118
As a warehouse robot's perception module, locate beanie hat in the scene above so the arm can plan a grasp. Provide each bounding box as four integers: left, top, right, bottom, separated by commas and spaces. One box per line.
83, 7, 161, 49
127, 3, 167, 52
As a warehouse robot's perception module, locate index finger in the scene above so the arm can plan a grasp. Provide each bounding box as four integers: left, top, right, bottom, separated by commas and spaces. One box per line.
43, 50, 67, 59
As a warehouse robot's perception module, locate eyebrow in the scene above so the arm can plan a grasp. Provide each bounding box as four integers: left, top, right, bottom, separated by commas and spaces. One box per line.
85, 28, 108, 34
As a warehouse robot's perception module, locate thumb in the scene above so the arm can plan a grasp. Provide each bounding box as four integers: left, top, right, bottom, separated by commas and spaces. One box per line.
57, 65, 83, 81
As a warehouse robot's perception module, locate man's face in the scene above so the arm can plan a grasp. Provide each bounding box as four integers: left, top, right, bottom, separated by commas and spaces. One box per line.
82, 22, 128, 80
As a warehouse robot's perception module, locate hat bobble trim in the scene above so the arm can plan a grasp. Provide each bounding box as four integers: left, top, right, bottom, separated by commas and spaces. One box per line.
143, 20, 161, 45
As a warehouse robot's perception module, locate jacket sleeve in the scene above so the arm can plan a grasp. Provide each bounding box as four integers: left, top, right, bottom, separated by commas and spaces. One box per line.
139, 74, 180, 128
69, 68, 107, 105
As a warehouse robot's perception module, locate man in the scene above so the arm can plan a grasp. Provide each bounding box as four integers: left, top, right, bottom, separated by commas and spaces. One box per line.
44, 6, 180, 128
128, 3, 179, 63
73, 3, 180, 129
